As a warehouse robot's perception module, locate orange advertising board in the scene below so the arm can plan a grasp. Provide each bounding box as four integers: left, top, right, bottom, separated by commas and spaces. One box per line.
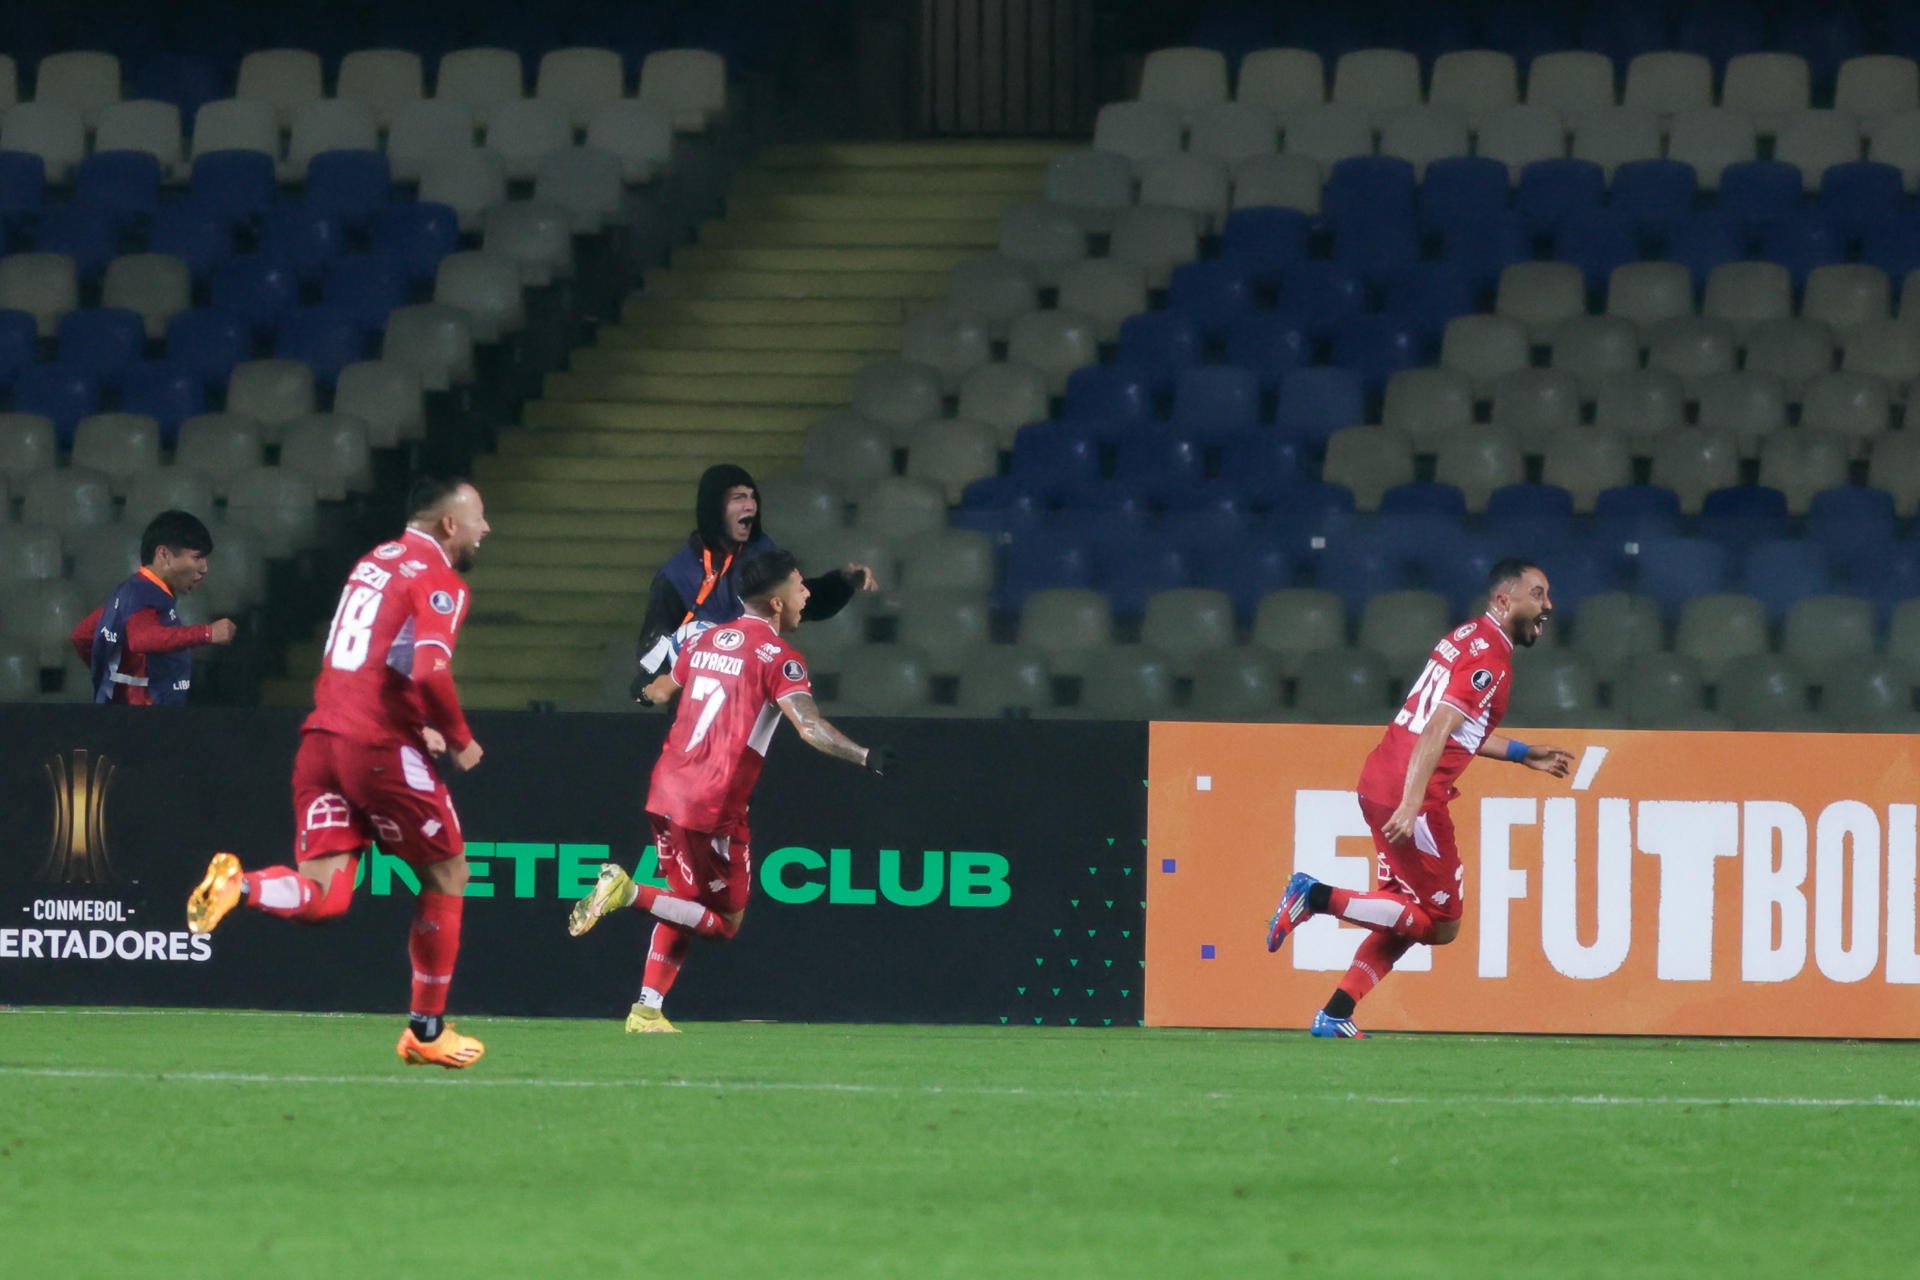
1147, 723, 1920, 1038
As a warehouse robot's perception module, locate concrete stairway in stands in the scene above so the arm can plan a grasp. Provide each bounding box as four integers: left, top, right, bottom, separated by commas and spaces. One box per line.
263, 140, 1065, 710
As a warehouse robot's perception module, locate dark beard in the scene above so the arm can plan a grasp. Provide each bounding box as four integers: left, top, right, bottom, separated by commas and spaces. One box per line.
454, 549, 475, 573
1514, 614, 1548, 647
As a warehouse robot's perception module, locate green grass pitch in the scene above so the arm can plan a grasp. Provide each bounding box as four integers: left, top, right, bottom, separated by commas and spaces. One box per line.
2, 1011, 1915, 1280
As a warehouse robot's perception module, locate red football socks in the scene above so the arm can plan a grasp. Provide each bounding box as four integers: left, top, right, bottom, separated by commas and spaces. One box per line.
641, 922, 691, 1003
1335, 932, 1417, 1007
243, 858, 358, 922
1324, 888, 1439, 944
632, 883, 736, 939
407, 890, 463, 1017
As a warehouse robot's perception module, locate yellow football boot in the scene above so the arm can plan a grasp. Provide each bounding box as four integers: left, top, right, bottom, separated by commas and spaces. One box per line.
186, 852, 243, 935
625, 1004, 679, 1034
568, 863, 637, 936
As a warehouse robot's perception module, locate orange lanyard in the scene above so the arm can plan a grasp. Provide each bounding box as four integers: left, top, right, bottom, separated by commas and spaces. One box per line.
682, 546, 734, 626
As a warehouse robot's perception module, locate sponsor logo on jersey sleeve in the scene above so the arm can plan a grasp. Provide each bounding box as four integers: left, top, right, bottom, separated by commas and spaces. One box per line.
1469, 637, 1490, 655
398, 559, 428, 577
429, 590, 456, 614
782, 658, 807, 683
1470, 668, 1494, 691
374, 542, 406, 559
712, 628, 745, 651
756, 642, 782, 662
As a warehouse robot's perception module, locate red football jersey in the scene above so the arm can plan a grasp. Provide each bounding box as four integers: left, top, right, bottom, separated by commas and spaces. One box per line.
1356, 611, 1514, 809
645, 613, 811, 837
303, 529, 471, 748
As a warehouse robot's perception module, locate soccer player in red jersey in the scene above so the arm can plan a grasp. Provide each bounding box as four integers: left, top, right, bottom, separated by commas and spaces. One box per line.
185, 478, 493, 1068
568, 550, 891, 1032
1265, 558, 1575, 1038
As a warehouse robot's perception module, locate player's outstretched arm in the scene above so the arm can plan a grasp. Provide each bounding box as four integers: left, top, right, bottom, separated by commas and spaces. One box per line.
777, 691, 890, 773
1477, 733, 1575, 778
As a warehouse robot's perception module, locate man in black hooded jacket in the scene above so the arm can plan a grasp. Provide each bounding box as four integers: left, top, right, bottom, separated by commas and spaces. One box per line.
631, 464, 878, 702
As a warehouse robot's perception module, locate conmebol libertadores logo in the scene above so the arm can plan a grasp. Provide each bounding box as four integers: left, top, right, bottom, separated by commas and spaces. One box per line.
37, 749, 115, 886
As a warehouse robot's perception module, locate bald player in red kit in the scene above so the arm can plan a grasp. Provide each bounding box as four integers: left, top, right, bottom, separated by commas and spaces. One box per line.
186, 477, 493, 1068
1265, 558, 1575, 1038
568, 550, 892, 1032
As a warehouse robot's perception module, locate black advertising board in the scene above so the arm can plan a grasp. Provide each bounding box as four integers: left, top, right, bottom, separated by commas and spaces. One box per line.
0, 706, 1147, 1026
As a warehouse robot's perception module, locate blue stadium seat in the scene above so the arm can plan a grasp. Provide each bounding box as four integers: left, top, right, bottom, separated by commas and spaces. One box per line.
1219, 207, 1311, 284
1818, 162, 1906, 239
323, 253, 412, 333
1331, 217, 1420, 288
1611, 159, 1698, 233
1166, 258, 1256, 338
305, 151, 392, 231
1394, 1, 1473, 64
1536, 537, 1622, 612
1160, 507, 1259, 561
1484, 482, 1576, 535
1419, 156, 1510, 230
0, 308, 35, 388
1331, 313, 1430, 394
0, 151, 45, 231
1432, 210, 1531, 292
1325, 156, 1418, 229
1379, 482, 1468, 520
1223, 312, 1312, 388
1171, 367, 1261, 441
1423, 531, 1504, 615
1516, 159, 1607, 236
1276, 261, 1368, 332
190, 151, 278, 231
1096, 534, 1192, 616
1834, 537, 1920, 620
1757, 213, 1844, 289
1063, 365, 1153, 427
1633, 537, 1729, 618
1274, 368, 1365, 452
1115, 312, 1202, 391
212, 254, 302, 336
260, 204, 346, 284
55, 308, 147, 382
1862, 222, 1920, 283
1311, 528, 1404, 611
1113, 431, 1206, 495
1593, 484, 1684, 545
1806, 485, 1897, 550
1661, 212, 1746, 281
1383, 262, 1479, 336
1555, 209, 1642, 293
33, 207, 117, 281
954, 476, 1046, 534
1000, 534, 1095, 609
12, 364, 101, 444
1740, 537, 1831, 621
133, 54, 223, 119
1698, 484, 1791, 550
165, 307, 254, 388
1214, 536, 1301, 618
1215, 430, 1306, 502
275, 305, 365, 386
372, 202, 461, 284
1010, 420, 1101, 489
1717, 162, 1803, 231
1267, 479, 1357, 536
118, 362, 204, 443
75, 151, 163, 231
145, 203, 231, 280
1053, 478, 1154, 516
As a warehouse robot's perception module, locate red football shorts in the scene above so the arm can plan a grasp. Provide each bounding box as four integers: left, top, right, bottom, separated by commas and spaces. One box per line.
648, 813, 752, 915
293, 731, 464, 866
1356, 795, 1466, 922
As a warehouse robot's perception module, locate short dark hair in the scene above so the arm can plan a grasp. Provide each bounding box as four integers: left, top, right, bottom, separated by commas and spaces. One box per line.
1488, 557, 1541, 593
407, 475, 470, 522
738, 551, 802, 605
141, 510, 213, 564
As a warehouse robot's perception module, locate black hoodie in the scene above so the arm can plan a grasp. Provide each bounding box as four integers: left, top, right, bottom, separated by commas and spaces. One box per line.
633, 464, 862, 678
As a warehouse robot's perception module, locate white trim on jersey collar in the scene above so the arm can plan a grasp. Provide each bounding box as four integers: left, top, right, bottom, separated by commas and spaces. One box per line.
403, 526, 452, 569
1481, 611, 1515, 653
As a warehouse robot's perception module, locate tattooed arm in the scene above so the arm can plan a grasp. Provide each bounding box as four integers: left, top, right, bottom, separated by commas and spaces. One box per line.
777, 691, 880, 769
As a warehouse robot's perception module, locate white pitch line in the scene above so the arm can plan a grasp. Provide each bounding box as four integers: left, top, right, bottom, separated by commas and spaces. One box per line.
0, 1065, 1913, 1108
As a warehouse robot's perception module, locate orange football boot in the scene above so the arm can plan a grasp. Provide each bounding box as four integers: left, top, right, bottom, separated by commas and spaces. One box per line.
397, 1023, 486, 1069
186, 853, 244, 935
